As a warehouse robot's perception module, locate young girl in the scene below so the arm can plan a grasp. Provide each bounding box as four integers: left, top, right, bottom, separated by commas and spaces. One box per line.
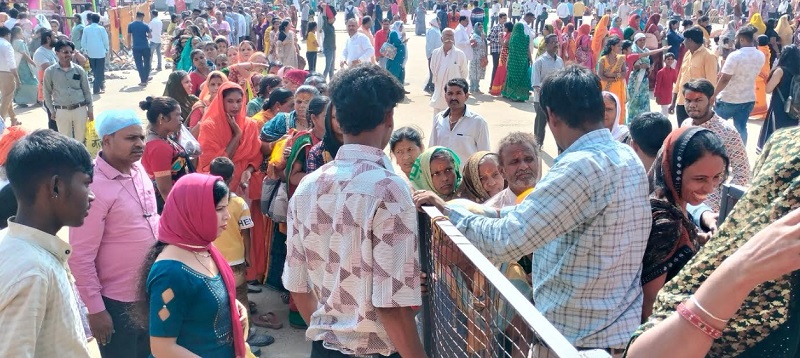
306, 22, 319, 71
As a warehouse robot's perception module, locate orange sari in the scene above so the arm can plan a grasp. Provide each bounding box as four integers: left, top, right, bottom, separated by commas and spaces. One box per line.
198, 82, 262, 190
752, 45, 770, 119
592, 15, 610, 67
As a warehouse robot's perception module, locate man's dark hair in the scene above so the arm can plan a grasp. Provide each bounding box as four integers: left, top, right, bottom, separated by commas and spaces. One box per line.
736, 24, 757, 42
669, 19, 678, 28
629, 112, 672, 158
0, 26, 10, 38
459, 15, 467, 22
40, 30, 53, 45
664, 52, 675, 59
498, 12, 507, 17
362, 15, 372, 25
91, 13, 101, 23
524, 12, 534, 17
54, 39, 75, 51
136, 11, 145, 18
209, 157, 235, 182
682, 78, 715, 99
0, 185, 17, 230
8, 8, 18, 18
192, 8, 201, 13
330, 65, 404, 136
6, 130, 93, 202
698, 15, 709, 23
540, 65, 604, 128
151, 9, 158, 17
446, 78, 469, 93
73, 13, 82, 21
681, 19, 693, 27
758, 34, 769, 46
683, 26, 704, 45
545, 33, 557, 44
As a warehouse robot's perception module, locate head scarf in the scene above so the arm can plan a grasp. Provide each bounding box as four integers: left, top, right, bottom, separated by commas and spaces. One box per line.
602, 91, 629, 141
651, 126, 712, 206
578, 23, 591, 38
628, 14, 641, 30
430, 17, 439, 28
176, 36, 195, 71
0, 127, 29, 166
461, 151, 502, 203
645, 14, 660, 33
283, 69, 309, 87
198, 71, 229, 103
611, 16, 622, 29
94, 110, 142, 137
722, 20, 738, 43
391, 20, 403, 35
34, 14, 49, 32
635, 126, 800, 356
164, 71, 199, 122
408, 146, 462, 198
776, 15, 793, 46
592, 15, 611, 61
610, 15, 624, 38
750, 12, 766, 35
633, 32, 648, 53
157, 173, 246, 358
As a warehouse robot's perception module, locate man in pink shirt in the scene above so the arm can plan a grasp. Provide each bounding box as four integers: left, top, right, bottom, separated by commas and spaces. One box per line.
374, 18, 391, 68
69, 110, 158, 358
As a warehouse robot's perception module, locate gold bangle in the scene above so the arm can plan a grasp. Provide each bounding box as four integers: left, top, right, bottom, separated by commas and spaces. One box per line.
690, 295, 729, 324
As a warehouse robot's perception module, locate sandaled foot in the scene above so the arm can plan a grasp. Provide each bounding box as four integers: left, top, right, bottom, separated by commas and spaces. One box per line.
247, 331, 275, 346
252, 312, 283, 329
248, 301, 258, 315
280, 292, 290, 304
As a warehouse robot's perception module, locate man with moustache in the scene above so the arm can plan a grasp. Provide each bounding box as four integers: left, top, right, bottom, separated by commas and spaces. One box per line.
485, 132, 541, 208
69, 110, 158, 358
429, 78, 490, 164
429, 28, 468, 115
680, 79, 750, 212
341, 18, 374, 68
43, 39, 93, 143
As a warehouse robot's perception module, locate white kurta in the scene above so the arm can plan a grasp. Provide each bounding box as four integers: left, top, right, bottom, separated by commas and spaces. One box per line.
454, 24, 473, 61
429, 46, 469, 110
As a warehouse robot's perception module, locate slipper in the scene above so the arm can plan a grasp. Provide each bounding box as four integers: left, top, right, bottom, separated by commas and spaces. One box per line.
247, 332, 275, 347
280, 292, 290, 304
248, 284, 263, 293
252, 312, 283, 329
249, 301, 258, 314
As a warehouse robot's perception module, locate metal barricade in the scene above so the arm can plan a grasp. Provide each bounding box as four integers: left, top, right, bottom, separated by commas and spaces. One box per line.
417, 206, 598, 358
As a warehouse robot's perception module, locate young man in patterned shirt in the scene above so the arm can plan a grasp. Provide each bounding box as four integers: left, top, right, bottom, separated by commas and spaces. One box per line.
283, 65, 426, 358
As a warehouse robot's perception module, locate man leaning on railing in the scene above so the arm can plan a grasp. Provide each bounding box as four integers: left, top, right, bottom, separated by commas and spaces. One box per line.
415, 65, 652, 358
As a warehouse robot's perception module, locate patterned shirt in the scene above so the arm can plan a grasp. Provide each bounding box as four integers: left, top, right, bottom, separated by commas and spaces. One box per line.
448, 129, 651, 349
681, 114, 751, 211
0, 220, 91, 357
488, 23, 504, 54
283, 144, 421, 356
718, 47, 765, 104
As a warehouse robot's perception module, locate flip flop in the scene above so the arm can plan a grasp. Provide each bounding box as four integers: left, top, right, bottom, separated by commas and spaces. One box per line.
280, 292, 290, 304
247, 331, 275, 347
252, 312, 283, 329
249, 301, 258, 315
248, 284, 263, 293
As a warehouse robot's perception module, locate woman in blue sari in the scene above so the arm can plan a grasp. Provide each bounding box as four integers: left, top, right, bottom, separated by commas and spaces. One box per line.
386, 21, 407, 83
627, 33, 651, 123
11, 27, 37, 107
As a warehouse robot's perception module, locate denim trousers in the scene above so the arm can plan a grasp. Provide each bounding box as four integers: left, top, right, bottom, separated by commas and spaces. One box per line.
149, 41, 162, 69
132, 47, 151, 84
714, 100, 754, 144
89, 57, 105, 94
322, 47, 336, 81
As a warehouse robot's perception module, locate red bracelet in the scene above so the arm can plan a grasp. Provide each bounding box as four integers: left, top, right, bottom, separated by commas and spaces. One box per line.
677, 302, 723, 339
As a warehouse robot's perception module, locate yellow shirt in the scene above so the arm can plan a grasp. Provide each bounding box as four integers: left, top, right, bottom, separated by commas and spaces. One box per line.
307, 31, 319, 52
213, 193, 253, 265
673, 46, 718, 105
573, 1, 586, 17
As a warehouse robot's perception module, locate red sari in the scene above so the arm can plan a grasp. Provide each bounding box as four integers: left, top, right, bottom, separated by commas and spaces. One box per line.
490, 32, 511, 96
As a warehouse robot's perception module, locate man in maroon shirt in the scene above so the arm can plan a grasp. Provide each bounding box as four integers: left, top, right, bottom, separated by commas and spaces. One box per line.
374, 18, 391, 68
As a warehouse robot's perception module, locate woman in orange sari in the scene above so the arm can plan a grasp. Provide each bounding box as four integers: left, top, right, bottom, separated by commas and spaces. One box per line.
188, 71, 228, 138
561, 23, 577, 64
197, 82, 263, 194
489, 22, 513, 96
752, 35, 772, 118
598, 36, 627, 123
592, 15, 610, 68
575, 23, 595, 69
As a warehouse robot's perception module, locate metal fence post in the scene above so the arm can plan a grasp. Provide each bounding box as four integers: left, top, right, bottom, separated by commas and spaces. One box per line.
418, 211, 435, 357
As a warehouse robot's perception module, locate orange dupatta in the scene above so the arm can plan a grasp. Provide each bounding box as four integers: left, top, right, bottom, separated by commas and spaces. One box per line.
197, 82, 263, 191
592, 15, 610, 66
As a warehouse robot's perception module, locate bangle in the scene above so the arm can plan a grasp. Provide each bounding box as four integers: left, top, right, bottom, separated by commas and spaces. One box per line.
690, 295, 728, 324
676, 302, 724, 339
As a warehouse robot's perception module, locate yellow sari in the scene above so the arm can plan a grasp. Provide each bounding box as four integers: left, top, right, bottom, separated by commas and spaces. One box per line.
599, 54, 627, 123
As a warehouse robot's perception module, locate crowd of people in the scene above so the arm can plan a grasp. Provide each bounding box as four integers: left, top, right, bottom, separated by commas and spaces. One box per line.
3, 0, 800, 357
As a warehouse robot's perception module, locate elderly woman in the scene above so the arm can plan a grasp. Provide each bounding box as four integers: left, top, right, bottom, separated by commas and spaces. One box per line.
390, 126, 426, 182
163, 71, 199, 124
386, 21, 407, 83
409, 146, 462, 201
459, 151, 505, 203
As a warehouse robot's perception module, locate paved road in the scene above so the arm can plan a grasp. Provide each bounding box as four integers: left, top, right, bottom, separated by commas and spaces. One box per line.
19, 10, 762, 358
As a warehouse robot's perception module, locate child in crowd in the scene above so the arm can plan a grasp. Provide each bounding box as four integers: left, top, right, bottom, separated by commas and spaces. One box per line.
654, 53, 678, 115
306, 22, 319, 72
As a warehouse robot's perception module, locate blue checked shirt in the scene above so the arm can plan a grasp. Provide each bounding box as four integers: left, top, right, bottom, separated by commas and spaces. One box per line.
447, 129, 651, 349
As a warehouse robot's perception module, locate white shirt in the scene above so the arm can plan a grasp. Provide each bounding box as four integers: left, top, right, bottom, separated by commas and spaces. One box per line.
454, 23, 473, 61
556, 2, 571, 17
618, 3, 631, 22
33, 46, 57, 70
149, 18, 163, 44
343, 32, 374, 65
235, 13, 247, 38
429, 46, 469, 109
4, 18, 17, 29
429, 106, 491, 164
0, 221, 92, 357
492, 3, 501, 16
0, 38, 16, 72
511, 2, 523, 16
597, 1, 607, 15
718, 46, 765, 104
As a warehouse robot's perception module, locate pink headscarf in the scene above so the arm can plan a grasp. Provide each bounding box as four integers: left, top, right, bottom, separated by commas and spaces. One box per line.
158, 173, 246, 358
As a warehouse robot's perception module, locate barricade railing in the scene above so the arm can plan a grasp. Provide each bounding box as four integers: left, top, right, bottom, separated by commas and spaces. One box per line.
417, 206, 602, 358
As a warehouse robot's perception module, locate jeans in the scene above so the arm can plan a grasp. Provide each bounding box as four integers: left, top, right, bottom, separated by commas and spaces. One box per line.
714, 100, 754, 144
491, 15, 498, 27
132, 47, 151, 84
307, 51, 317, 72
322, 47, 336, 81
167, 5, 175, 14
676, 104, 688, 127
535, 16, 546, 33
89, 57, 105, 94
301, 20, 308, 39
149, 41, 162, 69
534, 101, 548, 146
97, 297, 150, 358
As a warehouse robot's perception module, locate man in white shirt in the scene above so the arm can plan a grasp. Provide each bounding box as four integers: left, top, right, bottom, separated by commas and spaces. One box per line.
166, 0, 176, 14
341, 18, 374, 67
233, 9, 247, 44
429, 28, 468, 114
429, 78, 491, 164
454, 15, 473, 63
556, 0, 571, 24
618, 0, 631, 26
491, 0, 501, 26
0, 129, 95, 357
533, 0, 548, 34
4, 8, 18, 29
0, 27, 19, 127
713, 24, 764, 144
148, 10, 163, 71
301, 1, 311, 39
511, 0, 523, 22
597, 0, 607, 17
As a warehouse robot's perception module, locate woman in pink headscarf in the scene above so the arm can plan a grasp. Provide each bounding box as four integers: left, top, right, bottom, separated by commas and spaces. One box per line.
136, 173, 248, 357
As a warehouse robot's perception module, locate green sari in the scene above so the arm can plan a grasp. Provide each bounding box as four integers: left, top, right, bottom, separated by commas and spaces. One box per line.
501, 23, 531, 102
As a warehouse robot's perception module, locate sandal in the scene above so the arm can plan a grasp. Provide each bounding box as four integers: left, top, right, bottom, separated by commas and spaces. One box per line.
280, 292, 290, 304
248, 301, 258, 315
252, 312, 283, 329
247, 331, 275, 347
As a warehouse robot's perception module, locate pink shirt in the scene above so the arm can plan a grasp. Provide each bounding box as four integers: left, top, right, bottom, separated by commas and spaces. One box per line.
68, 154, 159, 313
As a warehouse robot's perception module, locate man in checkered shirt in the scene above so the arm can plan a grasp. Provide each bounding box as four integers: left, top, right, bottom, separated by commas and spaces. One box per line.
422, 65, 652, 358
